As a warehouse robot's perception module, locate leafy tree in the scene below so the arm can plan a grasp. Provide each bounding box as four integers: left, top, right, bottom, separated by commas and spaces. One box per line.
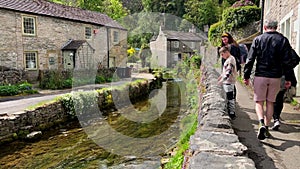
49, 0, 128, 20
184, 0, 220, 31
142, 0, 185, 17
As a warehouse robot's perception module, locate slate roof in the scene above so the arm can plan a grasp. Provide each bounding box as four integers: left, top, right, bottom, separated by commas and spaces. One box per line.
61, 40, 94, 50
0, 0, 125, 30
163, 30, 205, 41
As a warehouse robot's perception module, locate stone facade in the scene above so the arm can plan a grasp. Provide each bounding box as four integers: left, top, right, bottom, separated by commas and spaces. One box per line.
150, 28, 207, 68
0, 0, 127, 82
263, 0, 300, 95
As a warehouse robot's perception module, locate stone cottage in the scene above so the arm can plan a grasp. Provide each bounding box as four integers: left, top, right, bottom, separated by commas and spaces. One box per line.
150, 27, 207, 68
262, 0, 300, 95
0, 0, 127, 82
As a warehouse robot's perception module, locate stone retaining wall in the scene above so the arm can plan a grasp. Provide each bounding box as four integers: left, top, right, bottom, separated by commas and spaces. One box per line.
0, 78, 162, 144
187, 66, 255, 168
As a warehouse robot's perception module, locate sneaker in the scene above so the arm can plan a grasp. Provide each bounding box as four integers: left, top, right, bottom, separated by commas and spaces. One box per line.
229, 112, 236, 120
265, 128, 272, 138
272, 120, 280, 131
257, 125, 266, 140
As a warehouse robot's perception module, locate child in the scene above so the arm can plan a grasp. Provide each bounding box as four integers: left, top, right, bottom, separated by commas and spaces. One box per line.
218, 46, 238, 119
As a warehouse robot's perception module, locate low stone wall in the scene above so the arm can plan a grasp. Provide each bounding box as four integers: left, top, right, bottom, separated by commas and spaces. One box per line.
0, 66, 26, 85
0, 78, 162, 144
187, 66, 256, 168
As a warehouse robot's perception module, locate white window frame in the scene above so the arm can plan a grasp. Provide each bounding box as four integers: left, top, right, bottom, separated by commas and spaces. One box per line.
280, 11, 293, 41
22, 15, 36, 36
265, 0, 271, 14
85, 27, 92, 39
24, 51, 38, 70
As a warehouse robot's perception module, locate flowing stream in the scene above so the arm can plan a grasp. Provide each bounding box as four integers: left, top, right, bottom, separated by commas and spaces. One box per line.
0, 81, 195, 169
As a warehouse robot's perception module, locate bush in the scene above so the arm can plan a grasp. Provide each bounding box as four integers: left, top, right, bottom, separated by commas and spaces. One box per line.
222, 6, 261, 31
0, 85, 19, 96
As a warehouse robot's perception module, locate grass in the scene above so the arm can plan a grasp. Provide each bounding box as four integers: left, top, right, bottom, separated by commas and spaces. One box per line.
163, 112, 198, 169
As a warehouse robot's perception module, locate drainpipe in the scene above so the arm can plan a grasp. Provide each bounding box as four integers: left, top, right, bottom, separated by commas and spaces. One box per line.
260, 0, 265, 34
107, 27, 110, 68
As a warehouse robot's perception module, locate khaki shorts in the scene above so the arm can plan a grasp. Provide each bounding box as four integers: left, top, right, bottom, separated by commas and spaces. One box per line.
253, 76, 281, 102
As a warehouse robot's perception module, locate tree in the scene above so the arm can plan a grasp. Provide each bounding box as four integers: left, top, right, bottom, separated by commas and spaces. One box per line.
49, 0, 128, 20
184, 0, 220, 31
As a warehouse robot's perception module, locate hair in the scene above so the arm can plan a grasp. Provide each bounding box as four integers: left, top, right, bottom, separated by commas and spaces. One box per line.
264, 19, 278, 29
219, 46, 229, 53
221, 32, 238, 47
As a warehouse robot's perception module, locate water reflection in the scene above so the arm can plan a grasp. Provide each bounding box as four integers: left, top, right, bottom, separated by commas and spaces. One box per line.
0, 81, 194, 168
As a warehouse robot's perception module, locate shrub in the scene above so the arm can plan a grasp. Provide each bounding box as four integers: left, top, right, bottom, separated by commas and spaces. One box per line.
0, 85, 19, 96
222, 6, 261, 31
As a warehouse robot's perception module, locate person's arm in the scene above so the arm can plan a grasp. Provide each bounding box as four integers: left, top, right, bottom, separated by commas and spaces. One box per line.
243, 38, 257, 83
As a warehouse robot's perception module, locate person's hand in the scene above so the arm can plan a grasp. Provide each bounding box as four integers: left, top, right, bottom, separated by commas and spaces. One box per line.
285, 81, 291, 89
244, 79, 249, 85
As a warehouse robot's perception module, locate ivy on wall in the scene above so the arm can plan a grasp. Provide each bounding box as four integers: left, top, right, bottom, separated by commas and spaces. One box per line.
208, 5, 261, 46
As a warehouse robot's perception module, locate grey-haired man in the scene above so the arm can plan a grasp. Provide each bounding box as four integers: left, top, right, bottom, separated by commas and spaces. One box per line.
243, 19, 293, 140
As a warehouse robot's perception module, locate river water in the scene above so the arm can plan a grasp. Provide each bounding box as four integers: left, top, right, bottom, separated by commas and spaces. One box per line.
0, 81, 196, 168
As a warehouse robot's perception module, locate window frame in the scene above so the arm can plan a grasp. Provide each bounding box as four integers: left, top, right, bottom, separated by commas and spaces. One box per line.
22, 15, 36, 36
280, 11, 293, 41
85, 27, 92, 39
24, 51, 38, 70
113, 31, 119, 44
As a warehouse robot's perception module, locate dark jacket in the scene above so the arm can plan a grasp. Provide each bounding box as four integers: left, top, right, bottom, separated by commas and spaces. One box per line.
244, 31, 293, 80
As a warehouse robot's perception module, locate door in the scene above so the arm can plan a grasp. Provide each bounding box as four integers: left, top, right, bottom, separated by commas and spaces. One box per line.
63, 51, 75, 69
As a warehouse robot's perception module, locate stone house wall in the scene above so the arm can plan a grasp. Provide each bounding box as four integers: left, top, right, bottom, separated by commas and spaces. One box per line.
0, 8, 127, 82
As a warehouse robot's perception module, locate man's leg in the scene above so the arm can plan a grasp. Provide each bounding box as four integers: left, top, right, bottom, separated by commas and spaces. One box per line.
255, 101, 264, 120
256, 101, 267, 140
265, 101, 274, 126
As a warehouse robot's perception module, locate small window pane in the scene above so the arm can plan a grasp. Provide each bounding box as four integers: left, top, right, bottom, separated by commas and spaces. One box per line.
113, 31, 119, 43
25, 52, 37, 69
85, 27, 92, 39
23, 17, 35, 35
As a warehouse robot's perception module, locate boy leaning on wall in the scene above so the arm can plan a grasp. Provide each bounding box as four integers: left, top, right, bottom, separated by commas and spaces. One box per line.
218, 46, 238, 120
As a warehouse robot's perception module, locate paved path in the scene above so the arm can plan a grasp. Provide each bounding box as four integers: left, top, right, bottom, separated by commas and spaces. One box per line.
234, 82, 300, 169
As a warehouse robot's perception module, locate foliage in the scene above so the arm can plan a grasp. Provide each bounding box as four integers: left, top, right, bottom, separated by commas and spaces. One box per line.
49, 0, 128, 20
232, 0, 255, 8
142, 0, 186, 17
0, 82, 38, 96
222, 5, 261, 30
208, 5, 261, 46
184, 0, 220, 31
208, 21, 223, 46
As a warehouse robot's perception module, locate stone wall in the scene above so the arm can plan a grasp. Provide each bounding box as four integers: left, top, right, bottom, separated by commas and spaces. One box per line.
0, 78, 162, 144
0, 66, 26, 85
185, 46, 256, 168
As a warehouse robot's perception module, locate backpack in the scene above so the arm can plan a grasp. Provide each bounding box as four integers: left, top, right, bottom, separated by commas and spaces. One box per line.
238, 44, 248, 64
290, 48, 300, 68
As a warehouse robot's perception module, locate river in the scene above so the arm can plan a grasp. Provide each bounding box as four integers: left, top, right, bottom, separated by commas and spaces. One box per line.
0, 81, 196, 168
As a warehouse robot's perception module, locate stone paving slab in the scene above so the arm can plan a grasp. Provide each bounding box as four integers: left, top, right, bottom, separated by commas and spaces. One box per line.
189, 152, 255, 169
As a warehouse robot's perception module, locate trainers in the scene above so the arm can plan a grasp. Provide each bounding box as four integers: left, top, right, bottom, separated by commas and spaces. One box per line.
229, 112, 236, 120
265, 128, 272, 138
257, 125, 266, 140
272, 120, 280, 131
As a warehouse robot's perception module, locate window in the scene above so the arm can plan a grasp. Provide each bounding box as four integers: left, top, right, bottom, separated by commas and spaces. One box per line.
173, 41, 179, 48
22, 16, 36, 36
282, 18, 291, 40
280, 11, 292, 41
85, 27, 92, 39
113, 31, 119, 43
24, 52, 37, 69
265, 0, 271, 14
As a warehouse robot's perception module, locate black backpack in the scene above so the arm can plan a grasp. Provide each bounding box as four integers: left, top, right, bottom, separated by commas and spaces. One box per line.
290, 48, 300, 68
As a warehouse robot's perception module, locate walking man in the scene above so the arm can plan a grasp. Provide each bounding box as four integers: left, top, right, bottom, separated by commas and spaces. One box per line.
243, 19, 293, 140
